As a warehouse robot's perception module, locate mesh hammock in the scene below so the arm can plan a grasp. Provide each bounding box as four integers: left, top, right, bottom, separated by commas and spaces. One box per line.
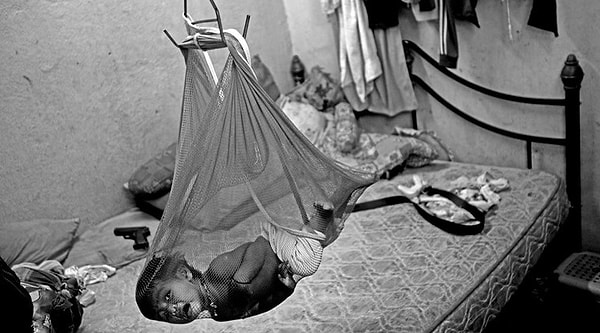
135, 15, 375, 323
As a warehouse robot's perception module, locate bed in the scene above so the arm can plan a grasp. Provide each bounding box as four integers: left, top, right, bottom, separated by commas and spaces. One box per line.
73, 40, 583, 333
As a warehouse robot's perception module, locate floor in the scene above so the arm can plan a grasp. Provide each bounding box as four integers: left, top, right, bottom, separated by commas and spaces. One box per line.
485, 269, 600, 332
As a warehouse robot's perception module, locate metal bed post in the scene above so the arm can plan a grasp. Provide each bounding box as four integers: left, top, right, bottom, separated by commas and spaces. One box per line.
561, 54, 584, 251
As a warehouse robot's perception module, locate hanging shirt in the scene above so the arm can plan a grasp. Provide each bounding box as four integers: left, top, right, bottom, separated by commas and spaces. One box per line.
337, 0, 383, 105
362, 0, 402, 29
528, 0, 559, 37
343, 26, 419, 116
431, 0, 479, 68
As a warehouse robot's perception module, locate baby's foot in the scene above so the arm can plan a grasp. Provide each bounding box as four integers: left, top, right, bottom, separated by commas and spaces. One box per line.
310, 201, 334, 235
277, 261, 296, 290
313, 201, 334, 213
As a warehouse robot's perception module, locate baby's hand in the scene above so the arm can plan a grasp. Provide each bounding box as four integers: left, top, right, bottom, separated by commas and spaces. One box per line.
277, 261, 296, 290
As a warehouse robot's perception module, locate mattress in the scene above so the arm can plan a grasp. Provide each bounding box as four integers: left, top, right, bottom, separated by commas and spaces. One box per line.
77, 161, 569, 333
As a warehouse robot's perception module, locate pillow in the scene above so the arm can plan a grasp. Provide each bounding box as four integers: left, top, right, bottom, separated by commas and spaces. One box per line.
251, 54, 281, 102
369, 134, 437, 172
317, 128, 440, 178
287, 66, 343, 111
334, 102, 360, 153
63, 209, 159, 269
281, 99, 328, 144
125, 142, 177, 199
393, 127, 454, 164
0, 218, 80, 267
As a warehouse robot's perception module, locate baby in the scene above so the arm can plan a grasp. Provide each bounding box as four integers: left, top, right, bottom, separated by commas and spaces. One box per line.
136, 201, 333, 323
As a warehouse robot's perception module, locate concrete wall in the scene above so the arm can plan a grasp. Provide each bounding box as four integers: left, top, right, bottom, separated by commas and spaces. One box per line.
282, 0, 339, 83
0, 0, 291, 230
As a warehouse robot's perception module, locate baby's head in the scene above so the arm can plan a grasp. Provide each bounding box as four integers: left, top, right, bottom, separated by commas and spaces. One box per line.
136, 252, 209, 323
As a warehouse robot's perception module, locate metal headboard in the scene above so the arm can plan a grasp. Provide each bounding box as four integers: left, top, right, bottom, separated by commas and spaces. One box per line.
402, 40, 584, 251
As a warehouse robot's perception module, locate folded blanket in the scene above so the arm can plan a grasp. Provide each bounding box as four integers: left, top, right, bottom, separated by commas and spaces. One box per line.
13, 260, 84, 333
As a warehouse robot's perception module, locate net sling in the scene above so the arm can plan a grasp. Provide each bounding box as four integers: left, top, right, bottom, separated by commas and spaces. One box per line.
135, 14, 376, 323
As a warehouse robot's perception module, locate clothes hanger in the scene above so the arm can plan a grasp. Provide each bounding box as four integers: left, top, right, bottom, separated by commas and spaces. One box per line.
163, 0, 250, 49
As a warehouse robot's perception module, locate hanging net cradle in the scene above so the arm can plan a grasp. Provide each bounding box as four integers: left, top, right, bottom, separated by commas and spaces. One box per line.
135, 5, 375, 323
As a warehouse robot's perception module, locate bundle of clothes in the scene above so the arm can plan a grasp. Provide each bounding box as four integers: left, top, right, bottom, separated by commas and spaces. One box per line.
1, 256, 115, 333
397, 172, 510, 223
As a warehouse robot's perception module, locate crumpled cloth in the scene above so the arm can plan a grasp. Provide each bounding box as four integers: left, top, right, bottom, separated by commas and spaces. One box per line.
17, 263, 120, 308
64, 264, 116, 287
63, 264, 116, 307
397, 172, 510, 223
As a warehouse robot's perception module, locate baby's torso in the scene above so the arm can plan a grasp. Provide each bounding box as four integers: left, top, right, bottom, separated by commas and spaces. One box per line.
204, 237, 280, 321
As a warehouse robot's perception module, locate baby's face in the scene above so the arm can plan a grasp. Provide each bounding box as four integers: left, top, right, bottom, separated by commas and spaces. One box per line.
155, 275, 203, 323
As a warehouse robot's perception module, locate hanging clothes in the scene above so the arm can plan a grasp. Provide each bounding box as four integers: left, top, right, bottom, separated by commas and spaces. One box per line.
328, 0, 417, 116
412, 0, 437, 22
438, 0, 459, 68
453, 0, 479, 28
362, 0, 402, 29
337, 0, 382, 106
346, 27, 419, 116
527, 0, 558, 37
434, 0, 479, 68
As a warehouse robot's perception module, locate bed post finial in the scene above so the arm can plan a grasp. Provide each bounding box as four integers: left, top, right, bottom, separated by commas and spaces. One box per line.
561, 54, 584, 251
561, 54, 584, 89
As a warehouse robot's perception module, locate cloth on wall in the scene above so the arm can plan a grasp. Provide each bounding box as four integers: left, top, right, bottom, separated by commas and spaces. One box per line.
337, 0, 382, 107
418, 0, 478, 68
362, 0, 402, 29
326, 0, 418, 116
438, 0, 459, 68
453, 0, 479, 28
412, 0, 437, 22
527, 0, 558, 37
418, 0, 436, 13
344, 27, 418, 116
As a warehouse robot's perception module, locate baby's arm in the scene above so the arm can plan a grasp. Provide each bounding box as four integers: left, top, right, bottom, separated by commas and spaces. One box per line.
240, 281, 294, 319
232, 237, 269, 285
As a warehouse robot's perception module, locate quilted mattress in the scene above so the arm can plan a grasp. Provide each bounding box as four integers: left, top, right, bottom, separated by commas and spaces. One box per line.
77, 161, 569, 333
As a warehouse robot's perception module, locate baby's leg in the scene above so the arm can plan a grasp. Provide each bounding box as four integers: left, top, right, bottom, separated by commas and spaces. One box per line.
309, 201, 334, 234
262, 221, 323, 279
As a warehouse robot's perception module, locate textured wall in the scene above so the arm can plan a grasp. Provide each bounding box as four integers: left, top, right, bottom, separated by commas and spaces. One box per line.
0, 0, 291, 230
283, 0, 339, 80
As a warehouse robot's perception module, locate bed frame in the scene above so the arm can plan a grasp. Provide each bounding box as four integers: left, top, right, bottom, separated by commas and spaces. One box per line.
402, 40, 584, 260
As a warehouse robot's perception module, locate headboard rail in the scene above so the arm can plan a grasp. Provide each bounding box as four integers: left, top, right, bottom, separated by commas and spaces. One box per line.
402, 40, 584, 250
403, 40, 566, 106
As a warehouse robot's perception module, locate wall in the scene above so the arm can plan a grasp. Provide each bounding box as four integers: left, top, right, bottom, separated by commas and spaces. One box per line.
284, 1, 600, 251
0, 0, 292, 230
282, 0, 340, 84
